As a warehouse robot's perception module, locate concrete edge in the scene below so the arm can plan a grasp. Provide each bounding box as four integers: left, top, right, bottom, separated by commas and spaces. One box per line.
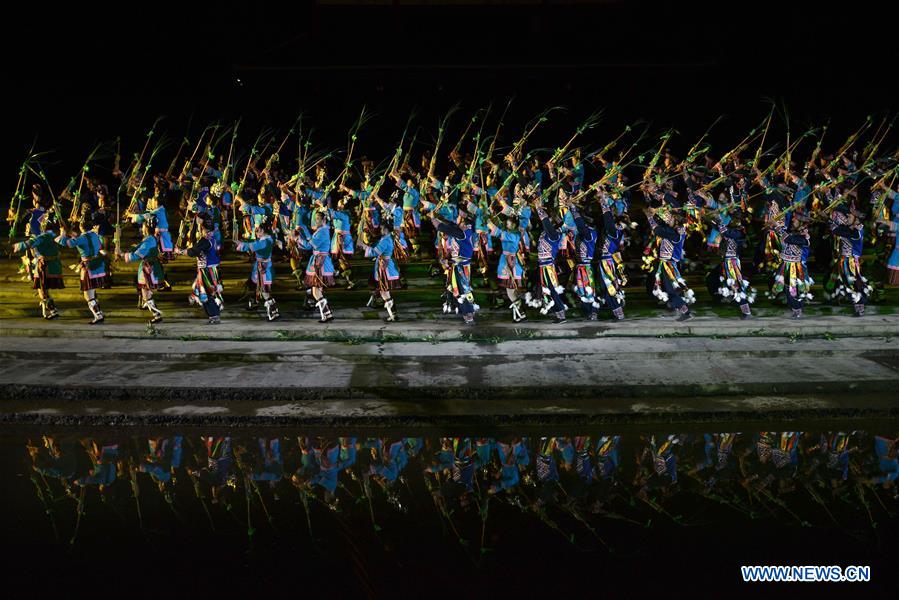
4, 407, 899, 429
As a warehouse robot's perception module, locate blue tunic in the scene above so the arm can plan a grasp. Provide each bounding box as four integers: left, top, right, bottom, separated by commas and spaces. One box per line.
888, 192, 899, 271
365, 235, 400, 282
236, 235, 275, 286
305, 225, 335, 281
57, 231, 106, 279
329, 209, 355, 254
488, 224, 524, 281
27, 208, 46, 236
133, 206, 173, 253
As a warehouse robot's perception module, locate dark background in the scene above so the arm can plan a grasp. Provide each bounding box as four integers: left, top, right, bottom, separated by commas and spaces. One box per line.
2, 0, 896, 187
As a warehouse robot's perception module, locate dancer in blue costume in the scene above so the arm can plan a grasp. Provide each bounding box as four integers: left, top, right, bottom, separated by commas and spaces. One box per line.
56, 215, 110, 324
235, 220, 280, 321
11, 211, 64, 319
118, 217, 166, 323
176, 214, 224, 324
360, 217, 402, 322
303, 209, 336, 323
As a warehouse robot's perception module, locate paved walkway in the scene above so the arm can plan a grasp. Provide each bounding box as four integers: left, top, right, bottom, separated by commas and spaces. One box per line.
1, 329, 897, 424
3, 313, 898, 341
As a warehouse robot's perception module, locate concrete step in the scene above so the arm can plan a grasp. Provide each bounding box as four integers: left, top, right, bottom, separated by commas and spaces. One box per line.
2, 314, 898, 341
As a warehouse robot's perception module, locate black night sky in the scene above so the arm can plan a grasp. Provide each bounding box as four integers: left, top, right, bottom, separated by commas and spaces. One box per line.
3, 0, 896, 175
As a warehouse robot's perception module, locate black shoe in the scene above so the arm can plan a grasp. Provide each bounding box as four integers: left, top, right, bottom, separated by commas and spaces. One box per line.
740, 312, 752, 320
676, 311, 694, 322
552, 316, 567, 325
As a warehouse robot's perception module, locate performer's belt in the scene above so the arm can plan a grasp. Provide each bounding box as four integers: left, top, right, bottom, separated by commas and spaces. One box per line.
156, 228, 169, 232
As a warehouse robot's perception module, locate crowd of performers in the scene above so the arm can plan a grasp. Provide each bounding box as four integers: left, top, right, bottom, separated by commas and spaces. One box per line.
7, 108, 899, 326
23, 431, 899, 551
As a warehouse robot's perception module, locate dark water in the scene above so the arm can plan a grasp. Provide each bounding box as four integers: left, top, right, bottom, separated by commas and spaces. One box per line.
4, 426, 899, 596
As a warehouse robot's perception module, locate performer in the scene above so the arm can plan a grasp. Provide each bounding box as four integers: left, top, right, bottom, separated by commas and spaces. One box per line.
770, 220, 813, 319
596, 193, 627, 320
826, 204, 871, 316
235, 221, 280, 321
755, 182, 790, 276
645, 205, 696, 321
11, 211, 64, 319
118, 216, 165, 323
56, 216, 110, 324
711, 210, 756, 318
278, 183, 315, 306
469, 191, 495, 285
360, 217, 402, 322
303, 209, 336, 323
90, 185, 116, 279
25, 183, 48, 237
878, 183, 899, 285
130, 183, 175, 261
175, 214, 224, 324
487, 209, 528, 322
196, 182, 225, 250
527, 198, 568, 324
330, 194, 357, 289
390, 169, 422, 257
567, 204, 600, 320
374, 189, 410, 285
430, 208, 479, 325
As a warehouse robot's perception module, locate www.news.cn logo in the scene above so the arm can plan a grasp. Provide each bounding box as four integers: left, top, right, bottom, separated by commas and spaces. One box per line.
741, 565, 871, 583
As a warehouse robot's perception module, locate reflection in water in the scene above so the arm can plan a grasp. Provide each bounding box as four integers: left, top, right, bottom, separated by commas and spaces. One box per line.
9, 430, 899, 592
